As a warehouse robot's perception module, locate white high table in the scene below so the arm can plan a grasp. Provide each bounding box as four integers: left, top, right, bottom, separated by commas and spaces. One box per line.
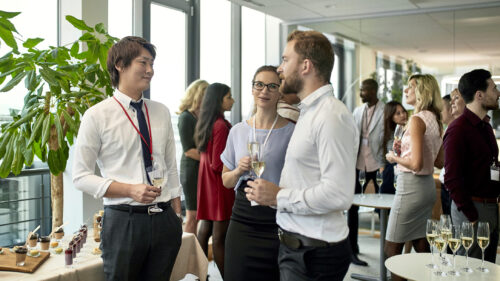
351, 194, 395, 281
385, 253, 500, 280
0, 232, 208, 281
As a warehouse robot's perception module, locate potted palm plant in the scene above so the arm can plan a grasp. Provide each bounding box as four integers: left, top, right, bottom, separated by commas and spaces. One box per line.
0, 10, 117, 229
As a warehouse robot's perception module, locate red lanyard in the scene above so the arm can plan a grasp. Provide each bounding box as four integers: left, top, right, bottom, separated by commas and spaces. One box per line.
113, 96, 153, 161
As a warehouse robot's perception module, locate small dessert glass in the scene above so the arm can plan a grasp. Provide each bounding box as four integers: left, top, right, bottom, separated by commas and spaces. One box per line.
15, 247, 28, 266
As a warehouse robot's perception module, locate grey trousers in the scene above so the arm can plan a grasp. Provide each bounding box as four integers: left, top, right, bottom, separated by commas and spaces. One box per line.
101, 205, 183, 281
451, 200, 499, 263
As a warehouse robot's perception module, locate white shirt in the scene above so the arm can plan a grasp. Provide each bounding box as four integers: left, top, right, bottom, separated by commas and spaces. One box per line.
277, 84, 359, 242
72, 90, 182, 206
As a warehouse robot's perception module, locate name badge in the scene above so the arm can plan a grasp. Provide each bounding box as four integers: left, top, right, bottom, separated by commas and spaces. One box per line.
490, 168, 499, 181
362, 138, 369, 146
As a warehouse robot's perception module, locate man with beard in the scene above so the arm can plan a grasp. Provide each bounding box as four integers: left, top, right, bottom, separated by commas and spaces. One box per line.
246, 30, 358, 280
348, 78, 385, 266
444, 69, 500, 263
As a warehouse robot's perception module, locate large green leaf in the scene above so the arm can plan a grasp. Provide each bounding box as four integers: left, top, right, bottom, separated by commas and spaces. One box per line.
11, 135, 25, 175
0, 134, 15, 178
24, 69, 36, 90
0, 71, 26, 92
70, 42, 79, 57
23, 37, 44, 49
53, 112, 63, 147
39, 67, 59, 87
0, 131, 11, 159
65, 15, 94, 32
0, 17, 18, 33
0, 23, 17, 50
28, 113, 45, 146
0, 11, 21, 19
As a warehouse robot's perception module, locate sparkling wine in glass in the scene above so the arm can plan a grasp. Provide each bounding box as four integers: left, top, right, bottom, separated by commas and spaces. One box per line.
460, 221, 474, 273
376, 170, 383, 198
447, 225, 461, 276
147, 161, 164, 213
433, 227, 447, 276
358, 170, 366, 198
247, 140, 260, 179
476, 222, 490, 273
439, 214, 452, 266
425, 219, 438, 269
393, 125, 404, 156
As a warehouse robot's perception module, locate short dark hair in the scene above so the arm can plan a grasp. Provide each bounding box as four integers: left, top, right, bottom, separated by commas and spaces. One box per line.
458, 69, 491, 104
107, 36, 156, 87
287, 30, 334, 83
362, 79, 378, 92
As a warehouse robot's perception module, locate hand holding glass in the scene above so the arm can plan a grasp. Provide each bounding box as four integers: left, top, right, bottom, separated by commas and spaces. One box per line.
147, 161, 164, 213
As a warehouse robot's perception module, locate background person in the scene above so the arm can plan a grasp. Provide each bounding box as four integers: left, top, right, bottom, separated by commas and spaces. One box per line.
195, 83, 234, 278
385, 74, 444, 281
177, 79, 209, 234
349, 78, 385, 266
444, 69, 500, 263
380, 101, 407, 194
439, 94, 453, 216
221, 65, 294, 281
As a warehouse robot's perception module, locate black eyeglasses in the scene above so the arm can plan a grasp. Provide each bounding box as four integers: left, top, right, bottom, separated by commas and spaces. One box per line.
252, 81, 280, 92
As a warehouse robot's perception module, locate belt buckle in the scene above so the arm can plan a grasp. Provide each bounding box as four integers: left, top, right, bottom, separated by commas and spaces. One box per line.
278, 229, 301, 249
147, 205, 163, 215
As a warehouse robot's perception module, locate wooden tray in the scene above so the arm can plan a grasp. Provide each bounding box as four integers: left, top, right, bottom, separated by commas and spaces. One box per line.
0, 249, 50, 273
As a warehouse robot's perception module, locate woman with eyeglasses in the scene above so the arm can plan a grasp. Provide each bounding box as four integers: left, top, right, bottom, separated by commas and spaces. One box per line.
221, 65, 294, 281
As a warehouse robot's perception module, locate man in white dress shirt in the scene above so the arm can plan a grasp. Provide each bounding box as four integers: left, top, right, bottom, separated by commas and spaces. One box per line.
73, 37, 182, 281
247, 30, 358, 281
348, 78, 385, 266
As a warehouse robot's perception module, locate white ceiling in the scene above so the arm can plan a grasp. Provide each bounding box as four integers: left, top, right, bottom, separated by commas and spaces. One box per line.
229, 0, 500, 73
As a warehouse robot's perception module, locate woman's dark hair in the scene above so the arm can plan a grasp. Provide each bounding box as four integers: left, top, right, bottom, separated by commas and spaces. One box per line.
252, 65, 278, 81
195, 83, 230, 152
382, 101, 407, 155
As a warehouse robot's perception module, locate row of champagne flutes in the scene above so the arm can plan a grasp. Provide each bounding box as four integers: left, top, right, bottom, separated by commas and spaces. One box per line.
426, 215, 491, 276
358, 170, 385, 198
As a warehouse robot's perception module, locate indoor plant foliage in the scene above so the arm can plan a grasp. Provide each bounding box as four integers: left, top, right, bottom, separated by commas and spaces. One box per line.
0, 10, 118, 228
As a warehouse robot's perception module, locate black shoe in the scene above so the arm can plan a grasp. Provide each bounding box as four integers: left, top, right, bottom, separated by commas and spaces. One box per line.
351, 254, 368, 266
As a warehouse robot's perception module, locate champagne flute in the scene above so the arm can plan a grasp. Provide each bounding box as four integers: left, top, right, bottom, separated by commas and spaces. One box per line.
447, 225, 461, 276
476, 222, 490, 273
147, 161, 164, 213
439, 214, 452, 266
425, 219, 438, 269
433, 227, 447, 276
460, 222, 474, 273
393, 125, 404, 156
358, 170, 366, 198
247, 140, 260, 179
375, 170, 383, 198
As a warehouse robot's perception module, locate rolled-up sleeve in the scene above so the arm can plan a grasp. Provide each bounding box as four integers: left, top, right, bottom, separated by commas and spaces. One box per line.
72, 111, 113, 198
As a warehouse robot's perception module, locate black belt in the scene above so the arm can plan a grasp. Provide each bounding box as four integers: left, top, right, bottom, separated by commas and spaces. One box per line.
278, 228, 346, 249
471, 196, 500, 204
106, 201, 171, 215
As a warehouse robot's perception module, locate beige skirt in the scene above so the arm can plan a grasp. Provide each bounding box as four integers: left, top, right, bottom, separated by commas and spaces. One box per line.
386, 172, 436, 243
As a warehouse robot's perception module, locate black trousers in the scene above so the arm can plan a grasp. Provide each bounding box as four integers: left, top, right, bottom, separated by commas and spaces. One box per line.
440, 182, 451, 215
101, 205, 182, 281
278, 238, 351, 281
347, 169, 379, 253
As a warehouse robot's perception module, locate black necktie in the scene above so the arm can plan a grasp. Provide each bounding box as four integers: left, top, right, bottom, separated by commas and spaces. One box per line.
130, 100, 152, 171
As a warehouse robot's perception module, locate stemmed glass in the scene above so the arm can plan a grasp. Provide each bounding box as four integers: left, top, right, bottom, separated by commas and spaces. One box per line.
147, 161, 164, 213
375, 170, 383, 198
439, 214, 452, 266
460, 222, 474, 273
447, 225, 461, 276
425, 219, 438, 269
358, 170, 366, 198
393, 125, 404, 156
247, 140, 262, 206
433, 227, 447, 276
477, 222, 490, 273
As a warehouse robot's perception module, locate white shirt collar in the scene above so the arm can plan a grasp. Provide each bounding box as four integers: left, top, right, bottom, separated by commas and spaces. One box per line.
113, 89, 144, 109
298, 84, 333, 110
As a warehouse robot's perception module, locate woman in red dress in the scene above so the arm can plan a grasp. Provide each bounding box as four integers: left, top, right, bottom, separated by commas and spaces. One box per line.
195, 82, 234, 278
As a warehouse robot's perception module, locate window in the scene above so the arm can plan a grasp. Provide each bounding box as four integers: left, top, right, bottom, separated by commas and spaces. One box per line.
241, 6, 266, 119
149, 3, 187, 164
108, 0, 133, 39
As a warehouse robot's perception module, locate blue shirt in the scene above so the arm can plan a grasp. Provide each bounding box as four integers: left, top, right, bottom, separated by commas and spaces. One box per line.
221, 120, 295, 190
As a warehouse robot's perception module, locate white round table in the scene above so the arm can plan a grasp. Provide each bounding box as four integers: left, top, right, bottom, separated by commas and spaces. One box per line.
385, 253, 500, 280
351, 194, 395, 281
